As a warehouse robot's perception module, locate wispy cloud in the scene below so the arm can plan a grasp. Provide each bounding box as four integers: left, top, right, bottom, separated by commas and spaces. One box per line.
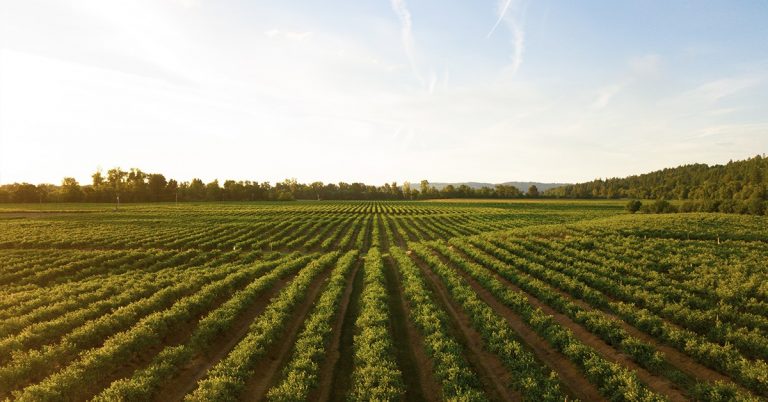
488, 0, 527, 75
264, 29, 313, 41
487, 0, 512, 38
389, 0, 443, 94
390, 0, 421, 83
591, 83, 625, 110
589, 54, 662, 110
687, 76, 763, 103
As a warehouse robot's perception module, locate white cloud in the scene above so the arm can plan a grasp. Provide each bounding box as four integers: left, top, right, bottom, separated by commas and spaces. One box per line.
389, 0, 423, 86
488, 0, 527, 76
687, 76, 763, 103
1, 1, 765, 185
591, 83, 625, 110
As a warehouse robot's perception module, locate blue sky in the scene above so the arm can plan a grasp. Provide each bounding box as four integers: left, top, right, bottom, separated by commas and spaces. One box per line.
0, 0, 766, 185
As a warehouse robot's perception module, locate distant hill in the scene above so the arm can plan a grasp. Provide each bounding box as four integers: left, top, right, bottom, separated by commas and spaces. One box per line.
429, 181, 571, 193
545, 155, 767, 200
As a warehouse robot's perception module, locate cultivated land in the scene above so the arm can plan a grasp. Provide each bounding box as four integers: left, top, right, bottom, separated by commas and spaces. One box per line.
0, 200, 766, 401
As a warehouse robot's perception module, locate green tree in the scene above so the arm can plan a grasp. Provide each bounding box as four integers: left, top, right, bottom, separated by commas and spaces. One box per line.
747, 196, 766, 215
527, 185, 539, 197
11, 183, 40, 203
205, 180, 222, 201
187, 178, 206, 201
61, 177, 83, 202
107, 168, 127, 193
91, 170, 105, 187
310, 181, 324, 200
420, 180, 430, 198
402, 181, 412, 200
147, 174, 167, 202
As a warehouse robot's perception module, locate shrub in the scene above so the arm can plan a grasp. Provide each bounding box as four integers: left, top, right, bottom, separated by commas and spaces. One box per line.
625, 200, 642, 214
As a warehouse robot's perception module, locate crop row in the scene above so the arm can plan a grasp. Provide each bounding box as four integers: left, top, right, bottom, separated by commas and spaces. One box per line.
266, 250, 359, 401
389, 246, 487, 400
450, 237, 759, 401
348, 248, 405, 401
94, 253, 316, 400
8, 255, 294, 401
187, 252, 339, 401
409, 243, 567, 401
471, 236, 768, 397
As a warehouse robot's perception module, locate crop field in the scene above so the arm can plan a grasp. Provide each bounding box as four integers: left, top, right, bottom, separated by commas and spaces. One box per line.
0, 200, 767, 401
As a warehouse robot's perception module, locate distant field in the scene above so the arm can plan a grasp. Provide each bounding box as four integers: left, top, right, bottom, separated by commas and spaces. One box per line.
0, 200, 766, 401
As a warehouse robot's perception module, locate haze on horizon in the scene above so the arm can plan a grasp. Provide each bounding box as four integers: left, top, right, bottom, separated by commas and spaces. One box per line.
0, 0, 767, 186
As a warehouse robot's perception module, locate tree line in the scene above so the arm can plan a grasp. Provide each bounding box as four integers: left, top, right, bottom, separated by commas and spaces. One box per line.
546, 155, 767, 201
545, 155, 767, 215
0, 168, 536, 203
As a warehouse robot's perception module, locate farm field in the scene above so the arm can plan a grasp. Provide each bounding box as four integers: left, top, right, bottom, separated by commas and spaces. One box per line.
0, 200, 767, 401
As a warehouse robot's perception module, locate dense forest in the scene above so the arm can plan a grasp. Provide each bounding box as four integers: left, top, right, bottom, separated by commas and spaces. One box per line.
545, 155, 767, 215
546, 155, 767, 200
0, 169, 528, 203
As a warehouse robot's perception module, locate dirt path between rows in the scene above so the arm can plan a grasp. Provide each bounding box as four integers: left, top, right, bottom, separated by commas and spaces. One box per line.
451, 249, 688, 402
433, 250, 605, 402
154, 274, 298, 401
548, 272, 755, 394
378, 215, 392, 251
70, 268, 266, 401
385, 216, 408, 248
327, 257, 364, 402
321, 217, 356, 252
383, 255, 442, 402
242, 266, 335, 401
411, 253, 520, 402
505, 243, 757, 395
313, 257, 361, 401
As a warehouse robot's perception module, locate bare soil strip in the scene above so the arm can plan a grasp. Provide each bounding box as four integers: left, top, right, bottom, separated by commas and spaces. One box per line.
517, 245, 758, 395
378, 215, 392, 251
323, 217, 356, 252
413, 254, 521, 402
153, 274, 298, 401
435, 252, 606, 402
537, 249, 760, 391
566, 283, 754, 392
241, 266, 335, 401
74, 270, 269, 401
385, 216, 409, 248
383, 255, 441, 402
312, 258, 361, 401
362, 215, 373, 250
495, 238, 761, 397
327, 257, 365, 402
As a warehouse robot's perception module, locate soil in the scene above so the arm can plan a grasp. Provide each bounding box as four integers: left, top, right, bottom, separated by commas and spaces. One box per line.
412, 253, 521, 402
436, 251, 606, 402
153, 274, 297, 401
385, 215, 409, 248
512, 242, 757, 395
241, 266, 334, 401
560, 277, 755, 394
73, 269, 266, 401
378, 215, 392, 251
313, 257, 361, 401
327, 257, 364, 402
453, 251, 688, 401
383, 254, 442, 402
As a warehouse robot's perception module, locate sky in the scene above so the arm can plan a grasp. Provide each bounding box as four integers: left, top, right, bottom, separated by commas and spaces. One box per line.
0, 0, 767, 186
